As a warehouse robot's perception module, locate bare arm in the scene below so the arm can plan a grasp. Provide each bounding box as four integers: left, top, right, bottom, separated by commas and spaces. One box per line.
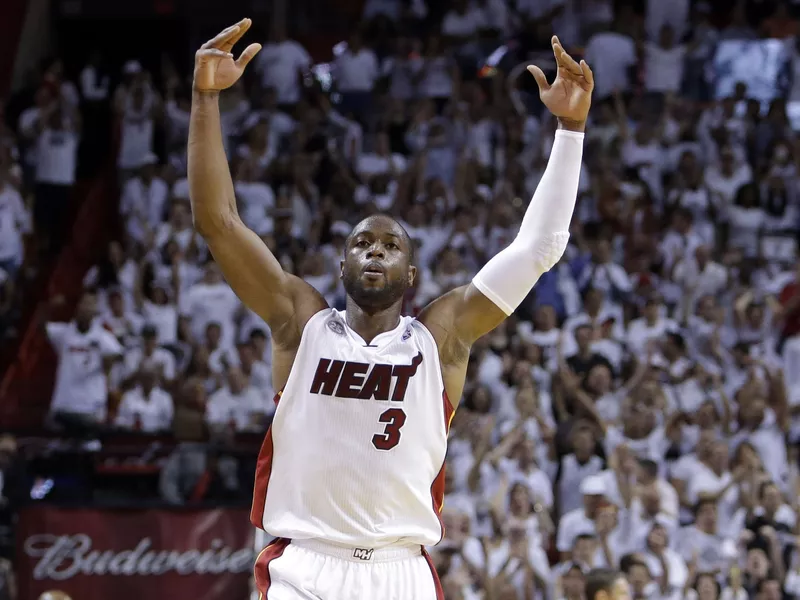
189, 19, 326, 349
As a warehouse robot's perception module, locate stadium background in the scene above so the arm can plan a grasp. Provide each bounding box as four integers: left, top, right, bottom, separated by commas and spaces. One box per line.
1, 0, 800, 599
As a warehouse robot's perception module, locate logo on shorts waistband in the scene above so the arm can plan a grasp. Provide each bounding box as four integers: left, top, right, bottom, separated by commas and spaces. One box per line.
353, 548, 374, 561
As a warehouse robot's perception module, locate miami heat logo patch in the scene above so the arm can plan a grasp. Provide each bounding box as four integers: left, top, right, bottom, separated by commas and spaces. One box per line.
327, 319, 345, 335
401, 328, 412, 341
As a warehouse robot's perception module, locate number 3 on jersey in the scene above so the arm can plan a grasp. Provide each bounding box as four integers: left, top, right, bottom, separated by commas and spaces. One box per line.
372, 408, 406, 450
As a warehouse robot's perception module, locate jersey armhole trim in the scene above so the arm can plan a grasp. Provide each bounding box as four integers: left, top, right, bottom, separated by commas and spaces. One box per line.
272, 308, 331, 406
411, 319, 456, 418
291, 307, 335, 354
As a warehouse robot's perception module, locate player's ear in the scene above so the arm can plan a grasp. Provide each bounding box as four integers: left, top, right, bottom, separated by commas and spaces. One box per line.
408, 265, 417, 287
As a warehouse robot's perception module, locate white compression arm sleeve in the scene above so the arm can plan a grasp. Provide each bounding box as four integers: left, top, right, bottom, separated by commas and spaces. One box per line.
472, 129, 584, 315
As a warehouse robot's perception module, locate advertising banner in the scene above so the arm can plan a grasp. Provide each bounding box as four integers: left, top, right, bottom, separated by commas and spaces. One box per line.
16, 507, 255, 600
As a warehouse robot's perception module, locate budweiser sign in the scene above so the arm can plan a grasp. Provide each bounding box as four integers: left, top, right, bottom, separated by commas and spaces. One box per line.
17, 507, 255, 600
25, 535, 254, 580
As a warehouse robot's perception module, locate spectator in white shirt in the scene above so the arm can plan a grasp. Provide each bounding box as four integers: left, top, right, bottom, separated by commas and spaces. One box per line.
621, 556, 661, 600
244, 85, 295, 146
46, 293, 123, 431
685, 440, 740, 526
675, 498, 735, 573
114, 367, 174, 433
237, 341, 273, 397
725, 183, 765, 259
627, 295, 678, 359
335, 32, 379, 124
645, 0, 689, 43
473, 0, 511, 36
120, 152, 169, 244
592, 502, 632, 568
441, 0, 484, 43
641, 522, 689, 600
42, 58, 80, 108
116, 75, 160, 175
181, 263, 241, 349
417, 35, 459, 112
732, 391, 790, 492
554, 533, 598, 578
236, 120, 276, 181
154, 200, 195, 252
123, 324, 177, 387
234, 158, 276, 234
205, 322, 239, 375
0, 169, 30, 275
18, 86, 56, 182
660, 208, 704, 273
80, 52, 110, 103
381, 38, 422, 101
140, 280, 179, 347
255, 25, 311, 107
584, 27, 637, 99
673, 245, 729, 312
206, 367, 271, 433
704, 146, 752, 211
557, 475, 607, 558
357, 132, 408, 183
644, 26, 686, 96
576, 232, 632, 303
33, 101, 81, 255
99, 287, 144, 348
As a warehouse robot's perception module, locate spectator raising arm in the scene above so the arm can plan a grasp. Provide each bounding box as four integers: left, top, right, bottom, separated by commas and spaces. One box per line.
188, 19, 327, 382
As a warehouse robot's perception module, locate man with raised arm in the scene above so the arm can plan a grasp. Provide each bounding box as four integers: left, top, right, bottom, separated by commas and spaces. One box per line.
189, 18, 593, 600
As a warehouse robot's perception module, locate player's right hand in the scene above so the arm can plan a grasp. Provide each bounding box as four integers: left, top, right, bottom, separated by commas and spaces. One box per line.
193, 18, 261, 92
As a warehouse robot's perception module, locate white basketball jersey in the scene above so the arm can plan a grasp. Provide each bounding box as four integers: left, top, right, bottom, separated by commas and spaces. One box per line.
251, 309, 453, 548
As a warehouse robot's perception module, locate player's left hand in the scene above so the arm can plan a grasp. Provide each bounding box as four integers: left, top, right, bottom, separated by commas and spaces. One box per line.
193, 18, 261, 92
527, 36, 593, 129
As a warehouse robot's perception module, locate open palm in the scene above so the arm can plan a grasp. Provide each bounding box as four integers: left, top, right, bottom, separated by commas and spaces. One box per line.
193, 18, 262, 92
527, 36, 593, 125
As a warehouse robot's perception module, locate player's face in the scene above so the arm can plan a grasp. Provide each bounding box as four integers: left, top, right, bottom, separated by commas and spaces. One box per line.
341, 216, 415, 310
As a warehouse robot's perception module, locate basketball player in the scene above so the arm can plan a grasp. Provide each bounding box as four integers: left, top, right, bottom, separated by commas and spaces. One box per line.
189, 18, 593, 600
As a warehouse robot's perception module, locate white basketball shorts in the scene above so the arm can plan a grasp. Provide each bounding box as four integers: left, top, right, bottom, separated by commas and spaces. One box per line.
254, 538, 443, 599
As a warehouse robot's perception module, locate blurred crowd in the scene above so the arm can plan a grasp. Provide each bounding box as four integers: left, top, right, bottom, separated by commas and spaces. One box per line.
3, 0, 800, 598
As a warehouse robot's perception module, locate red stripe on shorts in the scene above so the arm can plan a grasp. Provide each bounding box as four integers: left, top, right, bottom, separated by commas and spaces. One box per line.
422, 547, 445, 600
253, 538, 290, 597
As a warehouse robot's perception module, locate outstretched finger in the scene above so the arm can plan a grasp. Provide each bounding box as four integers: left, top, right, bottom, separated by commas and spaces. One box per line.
222, 18, 252, 51
526, 65, 550, 93
235, 43, 262, 70
580, 60, 595, 89
201, 23, 242, 50
552, 38, 582, 76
